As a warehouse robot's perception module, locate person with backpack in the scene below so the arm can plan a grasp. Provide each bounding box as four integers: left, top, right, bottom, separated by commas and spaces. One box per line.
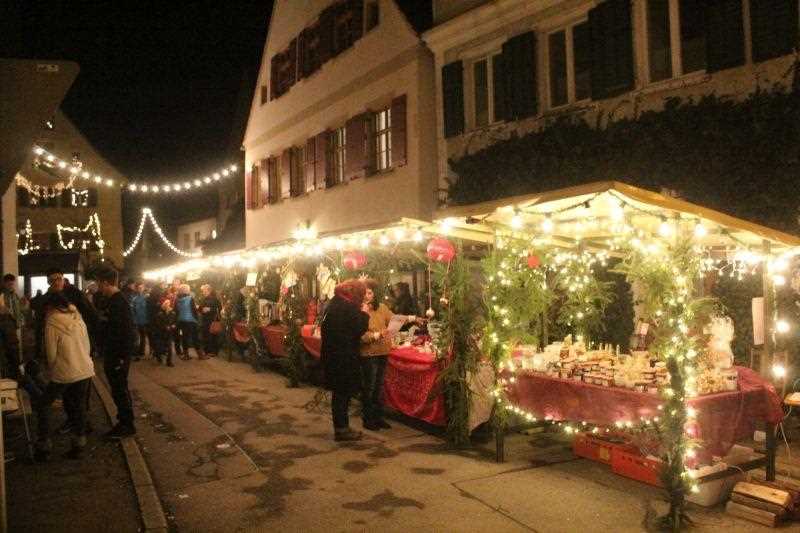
33, 294, 95, 460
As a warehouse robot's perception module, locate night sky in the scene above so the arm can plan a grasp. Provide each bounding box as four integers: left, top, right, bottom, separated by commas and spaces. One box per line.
3, 0, 273, 233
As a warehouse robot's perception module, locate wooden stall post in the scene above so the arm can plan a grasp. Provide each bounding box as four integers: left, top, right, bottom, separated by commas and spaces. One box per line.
761, 240, 775, 378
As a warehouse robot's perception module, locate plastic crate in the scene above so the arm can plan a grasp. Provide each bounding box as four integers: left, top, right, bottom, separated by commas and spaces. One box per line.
610, 448, 663, 487
573, 433, 637, 465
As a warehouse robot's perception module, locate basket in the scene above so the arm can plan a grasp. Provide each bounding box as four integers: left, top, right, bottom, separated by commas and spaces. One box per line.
573, 433, 637, 465
610, 448, 663, 487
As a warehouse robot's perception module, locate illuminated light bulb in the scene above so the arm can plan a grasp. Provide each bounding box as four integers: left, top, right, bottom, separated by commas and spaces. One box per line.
141, 185, 149, 193
230, 164, 238, 171
776, 319, 790, 334
510, 211, 523, 229
693, 222, 707, 238
774, 258, 789, 272
541, 215, 554, 233
773, 363, 787, 379
193, 179, 201, 186
222, 170, 229, 177
34, 147, 44, 155
46, 154, 55, 162
174, 183, 181, 190
204, 177, 211, 184
413, 230, 423, 242
379, 235, 389, 246
57, 161, 67, 169
152, 185, 160, 193
394, 228, 406, 240
773, 274, 786, 286
213, 172, 220, 179
69, 166, 79, 174
129, 184, 138, 192
80, 171, 90, 179
164, 185, 172, 192
183, 182, 191, 190
440, 218, 454, 234
360, 237, 370, 248
94, 176, 102, 183
687, 407, 697, 418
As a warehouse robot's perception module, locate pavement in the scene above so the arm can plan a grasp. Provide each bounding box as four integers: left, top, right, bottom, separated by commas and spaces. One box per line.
4, 383, 141, 533
126, 353, 791, 533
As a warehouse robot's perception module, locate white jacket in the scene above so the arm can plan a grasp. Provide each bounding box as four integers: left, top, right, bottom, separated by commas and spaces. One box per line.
45, 305, 95, 384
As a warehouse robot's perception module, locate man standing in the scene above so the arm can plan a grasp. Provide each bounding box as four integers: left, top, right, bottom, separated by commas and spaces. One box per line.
0, 274, 24, 379
132, 282, 150, 360
95, 266, 136, 439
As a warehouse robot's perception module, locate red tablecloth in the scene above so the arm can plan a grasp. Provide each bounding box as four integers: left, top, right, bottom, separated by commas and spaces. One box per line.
261, 325, 287, 357
298, 330, 447, 426
505, 366, 782, 456
301, 325, 321, 359
383, 346, 446, 426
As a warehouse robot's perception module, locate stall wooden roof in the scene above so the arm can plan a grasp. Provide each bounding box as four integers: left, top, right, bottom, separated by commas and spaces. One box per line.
433, 181, 800, 255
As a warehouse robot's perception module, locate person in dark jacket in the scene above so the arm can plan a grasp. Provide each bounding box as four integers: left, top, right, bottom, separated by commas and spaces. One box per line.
199, 284, 221, 357
95, 266, 136, 439
132, 282, 150, 360
148, 287, 175, 366
321, 279, 369, 442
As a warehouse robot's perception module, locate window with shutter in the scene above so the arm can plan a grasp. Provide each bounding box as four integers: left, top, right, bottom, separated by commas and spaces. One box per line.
260, 158, 270, 206
88, 188, 98, 208
372, 107, 392, 172
751, 0, 798, 63
268, 157, 280, 204
492, 53, 507, 122
501, 31, 538, 119
280, 150, 291, 199
679, 0, 706, 74
442, 61, 465, 138
647, 0, 673, 82
589, 0, 634, 99
704, 0, 744, 72
305, 138, 317, 193
345, 114, 367, 180
245, 167, 252, 209
251, 163, 262, 208
315, 131, 329, 190
391, 95, 407, 167
290, 146, 305, 197
319, 5, 336, 64
328, 127, 347, 186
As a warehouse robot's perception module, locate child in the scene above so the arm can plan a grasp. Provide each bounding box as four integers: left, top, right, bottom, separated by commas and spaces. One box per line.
150, 299, 175, 366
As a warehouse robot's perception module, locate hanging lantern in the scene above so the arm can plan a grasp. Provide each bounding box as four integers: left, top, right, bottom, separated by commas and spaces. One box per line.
427, 237, 455, 263
343, 250, 367, 270
527, 253, 541, 269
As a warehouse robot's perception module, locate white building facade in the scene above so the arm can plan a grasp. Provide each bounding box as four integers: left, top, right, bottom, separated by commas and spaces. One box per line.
242, 0, 438, 248
176, 217, 218, 255
425, 0, 800, 197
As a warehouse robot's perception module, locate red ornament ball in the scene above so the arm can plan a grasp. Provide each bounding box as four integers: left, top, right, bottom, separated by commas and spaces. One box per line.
426, 237, 456, 263
526, 254, 541, 269
342, 251, 367, 270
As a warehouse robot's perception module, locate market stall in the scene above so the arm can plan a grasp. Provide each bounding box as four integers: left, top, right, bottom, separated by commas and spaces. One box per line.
431, 181, 800, 528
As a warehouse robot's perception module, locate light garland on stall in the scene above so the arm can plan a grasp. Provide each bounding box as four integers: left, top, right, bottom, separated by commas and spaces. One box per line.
123, 208, 202, 258
56, 213, 105, 258
31, 145, 238, 195
15, 172, 78, 202
16, 219, 40, 255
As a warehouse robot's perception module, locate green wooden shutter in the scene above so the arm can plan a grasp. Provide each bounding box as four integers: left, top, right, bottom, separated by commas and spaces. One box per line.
704, 0, 745, 72
492, 53, 507, 121
589, 0, 634, 100
502, 31, 537, 119
751, 0, 798, 63
442, 61, 464, 138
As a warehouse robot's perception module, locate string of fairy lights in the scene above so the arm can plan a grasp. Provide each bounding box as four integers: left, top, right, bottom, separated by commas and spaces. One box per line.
122, 208, 201, 258
27, 145, 238, 196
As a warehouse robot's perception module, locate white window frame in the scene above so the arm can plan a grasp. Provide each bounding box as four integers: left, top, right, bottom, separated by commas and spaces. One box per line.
466, 52, 502, 129
331, 126, 346, 186
374, 107, 392, 172
544, 18, 591, 111
643, 0, 707, 85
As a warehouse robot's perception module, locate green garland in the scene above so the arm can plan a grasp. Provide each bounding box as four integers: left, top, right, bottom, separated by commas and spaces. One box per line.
615, 238, 718, 532
432, 241, 483, 447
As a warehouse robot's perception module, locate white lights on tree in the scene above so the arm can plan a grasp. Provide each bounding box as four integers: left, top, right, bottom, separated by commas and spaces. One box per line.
776, 319, 790, 334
